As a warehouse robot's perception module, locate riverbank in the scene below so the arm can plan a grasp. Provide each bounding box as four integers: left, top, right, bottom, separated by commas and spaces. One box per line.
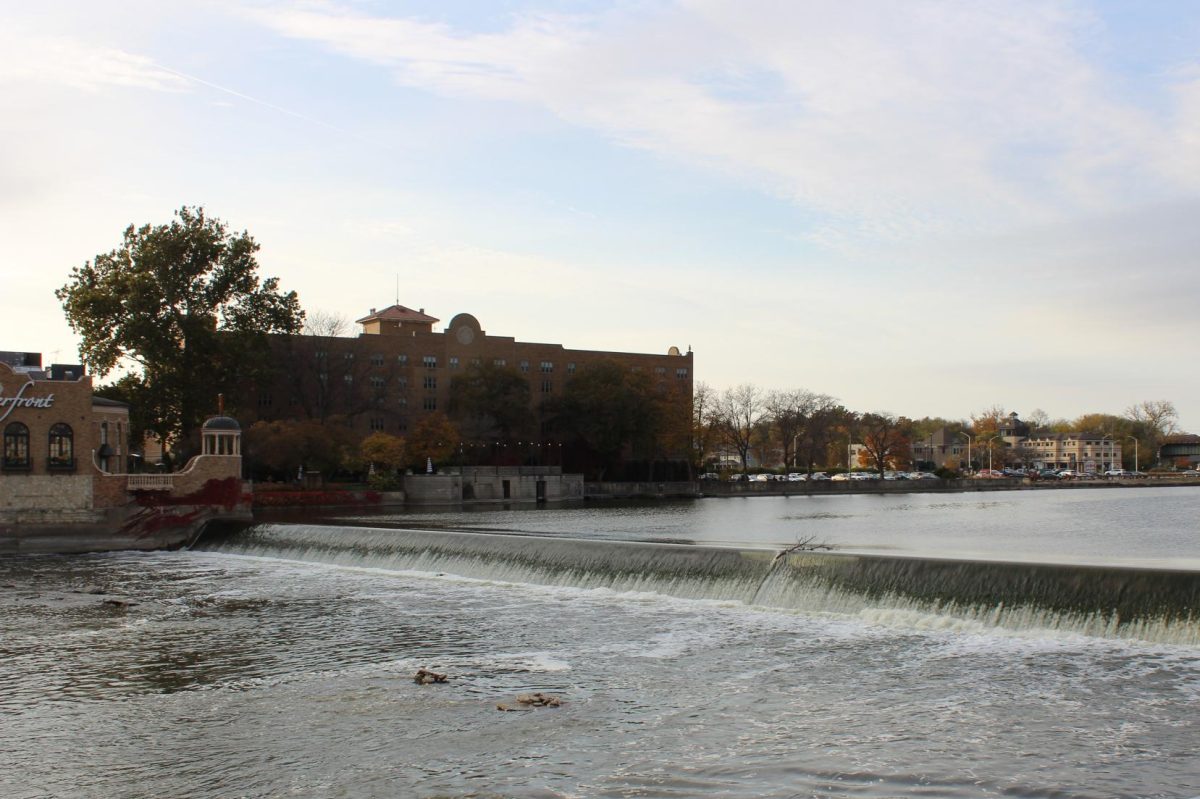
708, 473, 1200, 496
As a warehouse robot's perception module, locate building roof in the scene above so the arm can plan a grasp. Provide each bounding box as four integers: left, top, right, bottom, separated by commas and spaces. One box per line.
92, 396, 130, 408
202, 415, 241, 431
355, 304, 440, 325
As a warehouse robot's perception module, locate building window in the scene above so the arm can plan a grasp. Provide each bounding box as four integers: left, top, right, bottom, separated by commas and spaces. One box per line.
567, 362, 576, 375
676, 368, 689, 379
397, 376, 408, 389
3, 422, 30, 470
398, 397, 408, 408
423, 397, 437, 411
48, 419, 74, 470
449, 357, 459, 369
370, 376, 385, 390
519, 360, 529, 373
370, 354, 384, 367
343, 352, 355, 362
423, 355, 437, 369
655, 367, 666, 376
370, 418, 385, 431
540, 361, 554, 373
471, 358, 481, 367
423, 376, 437, 390
344, 374, 353, 384
398, 354, 408, 366
542, 380, 553, 393
494, 358, 507, 367
257, 392, 273, 408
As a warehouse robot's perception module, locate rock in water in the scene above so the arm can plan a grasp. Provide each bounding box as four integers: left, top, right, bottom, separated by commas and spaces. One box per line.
413, 668, 448, 685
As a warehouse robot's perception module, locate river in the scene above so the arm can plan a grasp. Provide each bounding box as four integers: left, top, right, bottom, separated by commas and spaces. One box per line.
2, 486, 1198, 798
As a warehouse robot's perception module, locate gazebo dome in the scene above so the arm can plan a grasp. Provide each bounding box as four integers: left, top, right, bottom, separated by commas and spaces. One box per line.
202, 415, 241, 432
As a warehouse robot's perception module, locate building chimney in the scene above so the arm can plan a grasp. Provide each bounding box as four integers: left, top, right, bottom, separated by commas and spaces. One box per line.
370, 307, 375, 314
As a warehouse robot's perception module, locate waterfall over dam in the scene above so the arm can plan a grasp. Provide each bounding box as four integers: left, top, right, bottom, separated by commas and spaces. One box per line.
198, 523, 1200, 645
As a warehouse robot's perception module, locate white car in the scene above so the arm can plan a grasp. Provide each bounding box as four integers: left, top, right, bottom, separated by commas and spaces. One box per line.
786, 473, 807, 481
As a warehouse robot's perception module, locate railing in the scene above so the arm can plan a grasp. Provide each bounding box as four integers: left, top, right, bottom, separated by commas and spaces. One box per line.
127, 474, 175, 491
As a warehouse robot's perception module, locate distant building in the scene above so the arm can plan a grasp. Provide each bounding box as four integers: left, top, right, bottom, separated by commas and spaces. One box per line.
245, 303, 694, 441
911, 427, 968, 470
1022, 432, 1121, 472
1160, 434, 1200, 468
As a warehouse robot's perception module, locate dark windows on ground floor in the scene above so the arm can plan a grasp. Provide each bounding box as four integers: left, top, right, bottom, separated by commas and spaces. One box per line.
48, 423, 75, 470
3, 421, 30, 470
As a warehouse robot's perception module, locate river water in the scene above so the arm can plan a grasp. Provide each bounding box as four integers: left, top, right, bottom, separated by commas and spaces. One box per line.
2, 487, 1199, 798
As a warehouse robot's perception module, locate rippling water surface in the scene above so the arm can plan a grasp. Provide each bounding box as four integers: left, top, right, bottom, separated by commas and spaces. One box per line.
2, 488, 1199, 798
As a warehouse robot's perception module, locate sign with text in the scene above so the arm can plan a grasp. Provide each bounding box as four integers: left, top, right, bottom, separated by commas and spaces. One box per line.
0, 380, 56, 423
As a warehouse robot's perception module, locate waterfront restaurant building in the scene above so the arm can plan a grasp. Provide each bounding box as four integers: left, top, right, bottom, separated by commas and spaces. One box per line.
1, 352, 131, 513
246, 304, 694, 439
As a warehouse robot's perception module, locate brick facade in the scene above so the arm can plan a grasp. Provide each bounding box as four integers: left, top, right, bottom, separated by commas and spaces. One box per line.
245, 305, 694, 440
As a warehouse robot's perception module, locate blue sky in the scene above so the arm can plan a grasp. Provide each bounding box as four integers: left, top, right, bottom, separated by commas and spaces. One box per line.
2, 0, 1199, 429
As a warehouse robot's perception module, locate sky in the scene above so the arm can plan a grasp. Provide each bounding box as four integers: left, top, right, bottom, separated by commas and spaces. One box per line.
2, 0, 1199, 430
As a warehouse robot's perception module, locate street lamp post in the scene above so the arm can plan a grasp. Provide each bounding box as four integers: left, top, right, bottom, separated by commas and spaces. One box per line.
987, 435, 1003, 472
960, 432, 972, 473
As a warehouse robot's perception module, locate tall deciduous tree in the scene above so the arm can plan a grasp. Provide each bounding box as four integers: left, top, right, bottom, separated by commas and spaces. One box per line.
57, 206, 304, 456
1126, 400, 1179, 466
448, 362, 534, 443
857, 412, 912, 474
552, 360, 661, 479
408, 412, 460, 470
711, 384, 765, 473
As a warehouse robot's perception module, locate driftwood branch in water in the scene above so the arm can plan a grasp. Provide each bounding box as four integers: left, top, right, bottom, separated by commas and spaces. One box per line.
773, 536, 833, 562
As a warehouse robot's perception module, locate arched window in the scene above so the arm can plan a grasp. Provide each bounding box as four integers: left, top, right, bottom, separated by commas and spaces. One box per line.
48, 423, 74, 470
3, 422, 30, 470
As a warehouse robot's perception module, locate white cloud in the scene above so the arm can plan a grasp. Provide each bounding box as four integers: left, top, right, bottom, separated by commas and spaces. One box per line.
0, 26, 188, 92
245, 0, 1200, 237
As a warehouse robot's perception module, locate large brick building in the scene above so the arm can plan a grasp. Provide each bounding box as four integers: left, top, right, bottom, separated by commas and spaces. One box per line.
246, 303, 693, 443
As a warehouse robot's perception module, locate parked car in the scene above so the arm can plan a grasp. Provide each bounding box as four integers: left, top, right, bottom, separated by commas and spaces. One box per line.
699, 473, 720, 481
786, 473, 807, 481
729, 473, 748, 482
830, 473, 851, 481
974, 469, 1005, 479
749, 473, 770, 482
809, 472, 831, 481
1103, 469, 1131, 478
1057, 469, 1078, 479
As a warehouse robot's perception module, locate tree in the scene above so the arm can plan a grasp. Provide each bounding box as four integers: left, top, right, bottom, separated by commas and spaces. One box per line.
710, 384, 765, 472
857, 412, 912, 474
408, 412, 460, 470
691, 382, 719, 471
448, 362, 534, 443
551, 360, 662, 479
57, 207, 304, 458
1126, 400, 1179, 466
243, 418, 358, 480
360, 432, 407, 471
766, 390, 812, 469
798, 398, 851, 473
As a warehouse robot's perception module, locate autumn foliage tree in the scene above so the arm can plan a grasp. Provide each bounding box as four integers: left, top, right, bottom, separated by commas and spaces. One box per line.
857, 413, 912, 474
407, 412, 460, 471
